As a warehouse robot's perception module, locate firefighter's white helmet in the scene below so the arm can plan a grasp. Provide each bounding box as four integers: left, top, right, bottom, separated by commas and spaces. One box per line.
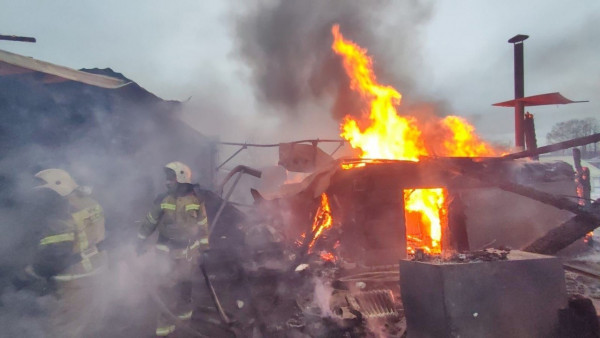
34, 169, 79, 197
165, 161, 192, 184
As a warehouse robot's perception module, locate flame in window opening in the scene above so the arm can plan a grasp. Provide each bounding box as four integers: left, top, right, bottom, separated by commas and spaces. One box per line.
404, 188, 447, 255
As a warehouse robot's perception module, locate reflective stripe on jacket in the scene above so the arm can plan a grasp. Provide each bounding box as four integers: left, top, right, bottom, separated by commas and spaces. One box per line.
35, 193, 107, 281
138, 191, 209, 257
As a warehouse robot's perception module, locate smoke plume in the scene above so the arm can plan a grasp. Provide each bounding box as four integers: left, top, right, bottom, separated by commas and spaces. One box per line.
231, 0, 437, 120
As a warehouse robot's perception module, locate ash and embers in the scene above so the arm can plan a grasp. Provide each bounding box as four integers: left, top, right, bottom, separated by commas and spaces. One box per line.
411, 248, 510, 264
232, 190, 408, 337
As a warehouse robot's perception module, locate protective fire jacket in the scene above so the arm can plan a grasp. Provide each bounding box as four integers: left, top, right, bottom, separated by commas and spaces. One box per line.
33, 193, 106, 281
138, 188, 209, 258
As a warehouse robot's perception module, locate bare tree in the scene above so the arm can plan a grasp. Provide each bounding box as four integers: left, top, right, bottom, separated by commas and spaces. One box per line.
547, 118, 599, 157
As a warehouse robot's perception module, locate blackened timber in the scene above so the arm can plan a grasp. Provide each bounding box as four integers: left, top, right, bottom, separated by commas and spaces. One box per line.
573, 148, 592, 208
448, 193, 470, 251
523, 112, 538, 159
440, 159, 600, 255
451, 162, 598, 220
524, 201, 600, 254
0, 34, 36, 43
290, 202, 329, 270
563, 262, 600, 280
492, 179, 596, 218
501, 133, 600, 160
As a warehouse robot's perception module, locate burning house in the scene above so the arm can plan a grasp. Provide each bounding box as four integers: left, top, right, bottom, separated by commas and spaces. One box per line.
301, 157, 576, 265
206, 26, 600, 337
1, 21, 599, 338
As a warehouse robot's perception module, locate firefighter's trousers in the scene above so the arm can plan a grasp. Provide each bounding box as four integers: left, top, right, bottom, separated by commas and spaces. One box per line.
154, 249, 195, 337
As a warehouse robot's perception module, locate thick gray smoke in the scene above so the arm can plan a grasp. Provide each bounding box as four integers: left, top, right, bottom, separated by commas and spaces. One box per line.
0, 71, 216, 336
232, 0, 437, 120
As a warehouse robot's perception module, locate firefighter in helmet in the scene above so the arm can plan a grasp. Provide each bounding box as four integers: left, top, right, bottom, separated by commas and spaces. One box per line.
20, 169, 107, 336
137, 161, 209, 337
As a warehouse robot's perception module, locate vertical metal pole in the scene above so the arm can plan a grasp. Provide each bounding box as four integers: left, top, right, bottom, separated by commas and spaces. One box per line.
515, 43, 524, 149
209, 138, 219, 189
509, 34, 529, 151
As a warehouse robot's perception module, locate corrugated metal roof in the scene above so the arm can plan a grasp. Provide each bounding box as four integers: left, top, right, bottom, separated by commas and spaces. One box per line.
0, 48, 129, 89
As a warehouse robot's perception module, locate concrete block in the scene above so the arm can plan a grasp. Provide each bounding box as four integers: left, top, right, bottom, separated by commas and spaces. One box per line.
399, 251, 567, 338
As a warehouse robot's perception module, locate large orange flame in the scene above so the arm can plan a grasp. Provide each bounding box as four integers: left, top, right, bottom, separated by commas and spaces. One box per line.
332, 25, 427, 161
308, 193, 333, 252
332, 24, 498, 254
440, 116, 498, 157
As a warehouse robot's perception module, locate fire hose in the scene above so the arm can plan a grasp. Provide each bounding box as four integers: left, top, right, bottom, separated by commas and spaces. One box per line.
122, 254, 239, 337
125, 166, 259, 336
200, 252, 233, 325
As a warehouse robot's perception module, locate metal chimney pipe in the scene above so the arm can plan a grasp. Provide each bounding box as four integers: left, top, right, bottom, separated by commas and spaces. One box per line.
508, 34, 529, 150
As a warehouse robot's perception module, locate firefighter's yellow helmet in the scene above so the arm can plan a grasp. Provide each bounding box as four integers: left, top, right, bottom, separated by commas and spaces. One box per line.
34, 169, 79, 197
165, 161, 192, 184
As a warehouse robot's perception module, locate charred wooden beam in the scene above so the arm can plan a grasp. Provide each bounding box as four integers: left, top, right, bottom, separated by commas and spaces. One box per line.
523, 112, 538, 159
449, 164, 600, 254
563, 262, 600, 280
448, 193, 470, 252
291, 209, 327, 270
454, 164, 597, 220
523, 201, 600, 255
0, 34, 36, 43
446, 157, 600, 255
573, 148, 592, 208
501, 133, 600, 160
492, 179, 596, 219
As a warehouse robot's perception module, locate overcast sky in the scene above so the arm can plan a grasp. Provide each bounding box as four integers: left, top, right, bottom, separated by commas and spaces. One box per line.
1, 0, 599, 148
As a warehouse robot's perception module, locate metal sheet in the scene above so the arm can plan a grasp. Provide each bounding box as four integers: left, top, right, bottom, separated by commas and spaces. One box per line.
0, 48, 129, 89
493, 92, 588, 107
